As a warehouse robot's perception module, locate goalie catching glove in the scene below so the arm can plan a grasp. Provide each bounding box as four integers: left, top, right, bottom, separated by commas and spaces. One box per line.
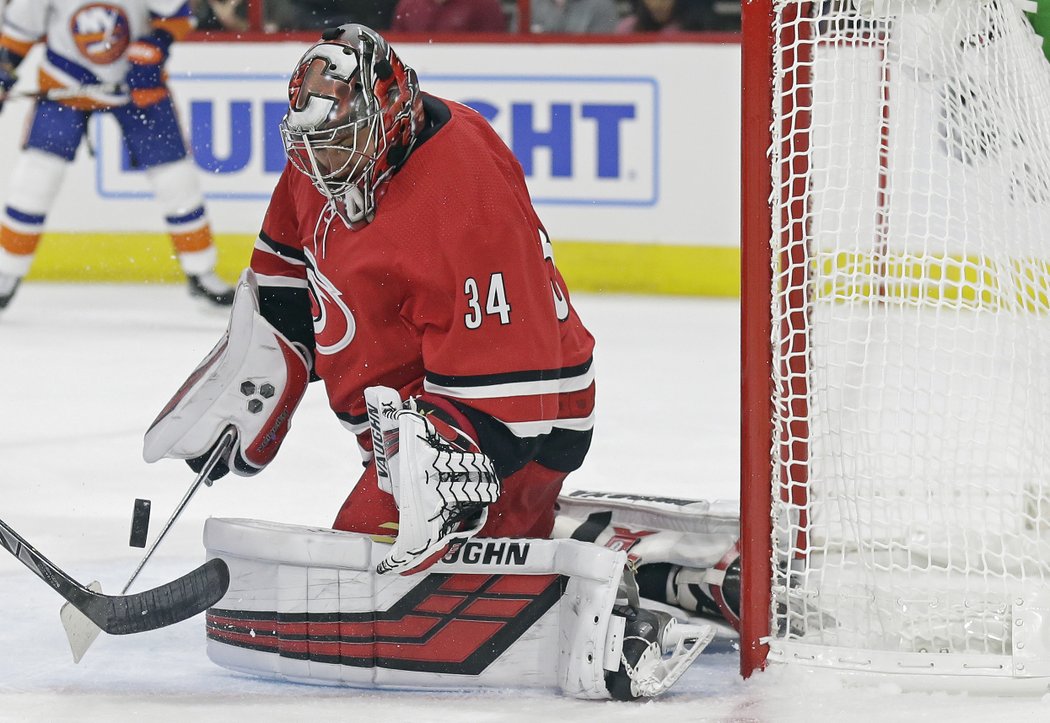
142, 268, 310, 479
365, 386, 501, 575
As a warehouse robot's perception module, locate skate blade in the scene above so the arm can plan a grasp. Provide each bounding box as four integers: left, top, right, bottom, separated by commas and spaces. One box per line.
632, 623, 714, 698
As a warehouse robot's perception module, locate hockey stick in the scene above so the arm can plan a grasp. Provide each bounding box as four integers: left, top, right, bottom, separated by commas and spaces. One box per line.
122, 426, 238, 594
0, 83, 129, 103
59, 426, 237, 661
0, 517, 229, 635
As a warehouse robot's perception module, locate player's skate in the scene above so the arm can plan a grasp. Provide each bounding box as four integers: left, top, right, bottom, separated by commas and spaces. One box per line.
187, 271, 235, 308
0, 271, 20, 312
605, 604, 714, 701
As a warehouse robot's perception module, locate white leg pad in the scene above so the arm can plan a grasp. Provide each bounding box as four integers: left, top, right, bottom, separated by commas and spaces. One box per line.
203, 518, 629, 698
553, 490, 739, 569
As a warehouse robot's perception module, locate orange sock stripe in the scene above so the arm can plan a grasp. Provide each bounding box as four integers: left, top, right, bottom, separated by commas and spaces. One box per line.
1, 226, 41, 256
171, 225, 213, 254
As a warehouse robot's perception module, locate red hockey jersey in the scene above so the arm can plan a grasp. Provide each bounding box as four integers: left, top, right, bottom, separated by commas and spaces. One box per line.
252, 96, 595, 474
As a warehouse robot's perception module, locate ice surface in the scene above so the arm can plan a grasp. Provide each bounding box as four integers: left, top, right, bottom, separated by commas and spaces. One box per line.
1, 284, 1048, 721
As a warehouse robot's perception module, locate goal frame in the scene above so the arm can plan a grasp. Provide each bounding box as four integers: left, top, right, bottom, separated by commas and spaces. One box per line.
739, 0, 781, 679
739, 0, 1050, 682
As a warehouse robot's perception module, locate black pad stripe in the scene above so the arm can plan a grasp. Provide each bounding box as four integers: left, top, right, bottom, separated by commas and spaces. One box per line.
569, 511, 612, 543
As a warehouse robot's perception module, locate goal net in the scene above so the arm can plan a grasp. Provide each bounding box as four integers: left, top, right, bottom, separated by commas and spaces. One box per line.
741, 0, 1050, 681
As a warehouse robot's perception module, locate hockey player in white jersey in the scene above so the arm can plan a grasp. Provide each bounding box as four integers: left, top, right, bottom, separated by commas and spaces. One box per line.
0, 0, 234, 311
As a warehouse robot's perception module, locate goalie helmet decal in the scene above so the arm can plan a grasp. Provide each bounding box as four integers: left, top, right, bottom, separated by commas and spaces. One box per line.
280, 24, 424, 230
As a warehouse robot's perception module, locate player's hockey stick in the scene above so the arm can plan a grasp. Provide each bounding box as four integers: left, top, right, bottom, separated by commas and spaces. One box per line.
0, 83, 129, 103
59, 426, 238, 661
121, 426, 238, 595
0, 517, 229, 635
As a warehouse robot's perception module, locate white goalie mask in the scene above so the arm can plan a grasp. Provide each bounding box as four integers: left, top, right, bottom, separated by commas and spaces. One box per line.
280, 24, 423, 230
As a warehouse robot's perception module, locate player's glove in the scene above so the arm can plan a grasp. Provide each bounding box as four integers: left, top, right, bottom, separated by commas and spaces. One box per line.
377, 409, 501, 575
142, 269, 311, 482
0, 47, 25, 115
126, 28, 174, 107
365, 387, 502, 576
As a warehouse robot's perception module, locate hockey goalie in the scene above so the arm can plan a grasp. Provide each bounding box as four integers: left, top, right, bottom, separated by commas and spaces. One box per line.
142, 23, 741, 700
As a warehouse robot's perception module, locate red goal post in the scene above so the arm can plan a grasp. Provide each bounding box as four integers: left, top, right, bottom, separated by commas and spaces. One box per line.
741, 0, 1050, 684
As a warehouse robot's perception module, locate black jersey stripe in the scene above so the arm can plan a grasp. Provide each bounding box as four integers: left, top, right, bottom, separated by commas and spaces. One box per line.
257, 230, 307, 264
424, 358, 593, 389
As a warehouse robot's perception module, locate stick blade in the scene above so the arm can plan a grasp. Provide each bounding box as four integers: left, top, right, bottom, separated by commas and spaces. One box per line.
60, 581, 103, 663
80, 557, 231, 635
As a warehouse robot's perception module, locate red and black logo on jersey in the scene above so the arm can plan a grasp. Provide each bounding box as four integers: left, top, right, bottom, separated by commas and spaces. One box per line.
206, 572, 564, 674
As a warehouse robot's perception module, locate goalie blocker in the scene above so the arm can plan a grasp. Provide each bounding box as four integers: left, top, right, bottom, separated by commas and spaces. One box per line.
203, 518, 713, 700
142, 268, 310, 478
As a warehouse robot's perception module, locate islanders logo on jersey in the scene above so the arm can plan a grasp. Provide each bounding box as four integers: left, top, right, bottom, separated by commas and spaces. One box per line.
70, 4, 132, 65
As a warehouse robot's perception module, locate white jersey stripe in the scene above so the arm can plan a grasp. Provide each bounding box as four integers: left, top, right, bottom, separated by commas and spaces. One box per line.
255, 273, 308, 290
500, 413, 595, 439
423, 365, 594, 400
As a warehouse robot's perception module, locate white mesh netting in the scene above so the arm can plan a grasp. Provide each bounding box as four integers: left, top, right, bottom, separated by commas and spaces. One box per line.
768, 0, 1050, 666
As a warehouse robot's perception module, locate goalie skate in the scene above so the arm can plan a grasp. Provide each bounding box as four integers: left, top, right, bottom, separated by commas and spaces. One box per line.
606, 605, 713, 701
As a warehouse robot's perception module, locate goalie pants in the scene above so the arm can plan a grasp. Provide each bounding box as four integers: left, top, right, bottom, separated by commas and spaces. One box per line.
333, 459, 567, 541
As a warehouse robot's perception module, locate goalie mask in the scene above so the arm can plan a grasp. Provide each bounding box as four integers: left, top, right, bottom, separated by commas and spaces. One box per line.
280, 24, 424, 230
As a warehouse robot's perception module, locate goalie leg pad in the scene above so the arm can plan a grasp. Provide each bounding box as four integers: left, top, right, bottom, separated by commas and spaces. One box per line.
203, 518, 645, 698
553, 490, 741, 628
143, 268, 310, 476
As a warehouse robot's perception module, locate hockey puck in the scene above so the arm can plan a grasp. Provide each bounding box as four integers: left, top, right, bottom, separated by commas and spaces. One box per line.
129, 498, 151, 548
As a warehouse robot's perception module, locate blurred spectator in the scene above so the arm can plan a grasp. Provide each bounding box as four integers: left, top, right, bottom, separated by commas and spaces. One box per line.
530, 0, 619, 33
391, 0, 508, 32
266, 0, 396, 31
617, 0, 740, 33
192, 0, 249, 31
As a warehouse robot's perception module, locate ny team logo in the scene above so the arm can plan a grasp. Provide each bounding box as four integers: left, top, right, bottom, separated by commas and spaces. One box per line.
70, 3, 131, 65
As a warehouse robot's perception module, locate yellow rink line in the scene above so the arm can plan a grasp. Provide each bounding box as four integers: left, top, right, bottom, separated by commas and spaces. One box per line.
24, 233, 742, 298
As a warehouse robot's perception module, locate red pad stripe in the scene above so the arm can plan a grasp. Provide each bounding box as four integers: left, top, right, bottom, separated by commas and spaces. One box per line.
413, 594, 466, 615
460, 597, 532, 618
375, 614, 441, 638
209, 628, 279, 650
207, 613, 277, 635
438, 574, 491, 593
486, 574, 559, 595
374, 619, 503, 663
